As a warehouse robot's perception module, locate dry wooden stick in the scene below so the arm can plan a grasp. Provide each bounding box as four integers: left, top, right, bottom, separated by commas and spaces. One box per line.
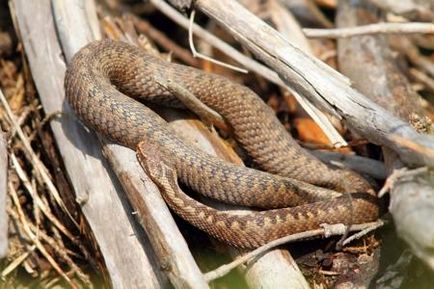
0, 128, 7, 258
311, 150, 387, 179
204, 221, 383, 282
304, 22, 434, 38
264, 0, 347, 148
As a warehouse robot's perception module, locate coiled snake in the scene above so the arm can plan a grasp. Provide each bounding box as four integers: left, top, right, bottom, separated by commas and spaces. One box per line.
64, 40, 379, 248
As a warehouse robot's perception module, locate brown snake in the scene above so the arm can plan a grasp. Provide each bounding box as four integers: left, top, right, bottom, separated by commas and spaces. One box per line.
65, 39, 379, 248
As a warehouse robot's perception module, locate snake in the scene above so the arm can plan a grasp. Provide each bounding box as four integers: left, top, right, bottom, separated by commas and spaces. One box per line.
64, 39, 379, 248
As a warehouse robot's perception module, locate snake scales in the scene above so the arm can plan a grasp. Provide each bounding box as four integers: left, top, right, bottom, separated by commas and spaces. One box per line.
65, 39, 379, 248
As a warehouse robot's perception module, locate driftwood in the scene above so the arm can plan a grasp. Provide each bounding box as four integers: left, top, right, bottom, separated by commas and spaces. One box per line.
171, 0, 434, 169
12, 0, 171, 288
0, 128, 7, 258
336, 0, 434, 271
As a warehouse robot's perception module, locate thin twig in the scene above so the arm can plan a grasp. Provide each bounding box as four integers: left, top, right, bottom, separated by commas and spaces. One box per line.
378, 167, 429, 197
204, 221, 382, 282
188, 10, 248, 73
304, 22, 434, 38
342, 220, 384, 246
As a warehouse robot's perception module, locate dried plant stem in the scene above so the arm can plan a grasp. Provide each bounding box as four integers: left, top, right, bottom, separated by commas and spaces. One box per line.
0, 89, 78, 228
188, 10, 248, 73
0, 243, 36, 278
8, 183, 78, 289
7, 207, 93, 287
10, 153, 77, 243
304, 22, 434, 38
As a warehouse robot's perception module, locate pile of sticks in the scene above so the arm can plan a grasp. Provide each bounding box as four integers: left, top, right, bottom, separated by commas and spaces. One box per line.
0, 0, 433, 288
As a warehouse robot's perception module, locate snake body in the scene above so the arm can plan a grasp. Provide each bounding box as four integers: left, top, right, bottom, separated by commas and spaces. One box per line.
65, 40, 379, 248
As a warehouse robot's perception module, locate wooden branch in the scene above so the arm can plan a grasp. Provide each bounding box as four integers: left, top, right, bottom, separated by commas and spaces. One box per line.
304, 22, 434, 38
336, 0, 434, 272
0, 127, 7, 258
204, 221, 383, 282
191, 0, 434, 168
51, 1, 209, 288
12, 0, 169, 288
264, 0, 347, 147
310, 150, 387, 179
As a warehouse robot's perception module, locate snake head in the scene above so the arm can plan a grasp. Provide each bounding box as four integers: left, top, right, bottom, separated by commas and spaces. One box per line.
136, 140, 176, 183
